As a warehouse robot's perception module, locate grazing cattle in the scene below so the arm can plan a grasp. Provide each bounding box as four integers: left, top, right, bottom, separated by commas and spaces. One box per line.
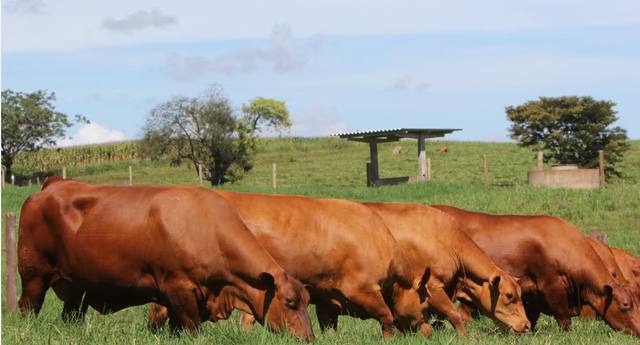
150, 190, 427, 338
581, 240, 640, 318
365, 203, 531, 335
432, 205, 640, 336
611, 248, 640, 301
580, 236, 631, 318
18, 178, 313, 341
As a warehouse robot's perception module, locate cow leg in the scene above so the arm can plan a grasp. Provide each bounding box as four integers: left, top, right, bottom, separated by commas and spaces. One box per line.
315, 302, 339, 332
457, 301, 477, 324
52, 280, 86, 322
540, 281, 572, 331
240, 312, 256, 331
525, 305, 541, 331
427, 287, 467, 336
18, 274, 50, 315
163, 283, 204, 333
148, 303, 170, 331
344, 287, 395, 338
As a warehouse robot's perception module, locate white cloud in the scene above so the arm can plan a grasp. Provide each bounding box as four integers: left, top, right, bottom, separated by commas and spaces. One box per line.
57, 122, 127, 147
390, 75, 429, 92
166, 24, 323, 81
102, 8, 177, 34
3, 1, 640, 52
290, 107, 349, 137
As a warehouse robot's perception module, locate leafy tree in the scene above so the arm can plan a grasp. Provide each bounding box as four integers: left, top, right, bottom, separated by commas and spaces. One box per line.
140, 87, 291, 185
1, 89, 81, 181
506, 96, 629, 176
239, 97, 292, 151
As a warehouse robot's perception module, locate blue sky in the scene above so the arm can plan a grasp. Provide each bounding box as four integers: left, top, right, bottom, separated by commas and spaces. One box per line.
2, 0, 639, 145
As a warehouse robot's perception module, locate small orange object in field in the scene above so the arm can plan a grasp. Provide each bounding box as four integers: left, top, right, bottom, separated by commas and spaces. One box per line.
439, 146, 448, 153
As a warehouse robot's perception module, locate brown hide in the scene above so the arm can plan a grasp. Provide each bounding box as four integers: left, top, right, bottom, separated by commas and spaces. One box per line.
151, 190, 420, 337
611, 248, 640, 301
432, 205, 640, 337
212, 190, 419, 338
17, 179, 313, 341
365, 203, 531, 335
581, 237, 630, 318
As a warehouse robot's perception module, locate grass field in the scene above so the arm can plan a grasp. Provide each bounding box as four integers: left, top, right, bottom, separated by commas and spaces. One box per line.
2, 138, 640, 344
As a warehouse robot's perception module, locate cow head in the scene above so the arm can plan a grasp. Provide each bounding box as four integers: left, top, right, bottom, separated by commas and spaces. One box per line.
598, 283, 640, 336
391, 268, 432, 335
462, 271, 531, 333
260, 271, 314, 342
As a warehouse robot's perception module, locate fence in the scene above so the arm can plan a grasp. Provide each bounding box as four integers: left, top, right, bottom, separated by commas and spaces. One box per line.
3, 138, 612, 189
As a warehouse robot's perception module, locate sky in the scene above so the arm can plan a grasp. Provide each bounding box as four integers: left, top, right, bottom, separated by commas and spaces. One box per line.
2, 0, 639, 145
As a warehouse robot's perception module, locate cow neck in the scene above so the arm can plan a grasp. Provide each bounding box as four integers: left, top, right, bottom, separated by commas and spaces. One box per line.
448, 229, 500, 288
588, 239, 628, 285
579, 248, 618, 314
226, 280, 272, 323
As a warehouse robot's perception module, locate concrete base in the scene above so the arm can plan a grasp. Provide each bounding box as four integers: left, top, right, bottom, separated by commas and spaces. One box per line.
528, 168, 600, 189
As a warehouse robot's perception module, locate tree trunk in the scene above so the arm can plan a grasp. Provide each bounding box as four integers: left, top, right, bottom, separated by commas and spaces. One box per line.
2, 155, 13, 183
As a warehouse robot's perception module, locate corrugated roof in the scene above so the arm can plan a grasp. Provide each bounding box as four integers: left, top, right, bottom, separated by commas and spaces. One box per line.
333, 128, 461, 139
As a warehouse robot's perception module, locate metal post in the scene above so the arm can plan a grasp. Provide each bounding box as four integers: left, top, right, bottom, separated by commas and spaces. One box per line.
369, 142, 379, 181
198, 164, 203, 186
128, 166, 133, 185
418, 134, 427, 181
62, 167, 66, 179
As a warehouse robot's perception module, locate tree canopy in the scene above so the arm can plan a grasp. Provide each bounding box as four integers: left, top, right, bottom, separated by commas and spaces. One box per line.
140, 86, 291, 185
506, 96, 629, 176
1, 89, 75, 181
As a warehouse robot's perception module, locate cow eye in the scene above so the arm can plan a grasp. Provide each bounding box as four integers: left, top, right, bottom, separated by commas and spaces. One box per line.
505, 293, 514, 301
285, 298, 296, 308
621, 302, 631, 311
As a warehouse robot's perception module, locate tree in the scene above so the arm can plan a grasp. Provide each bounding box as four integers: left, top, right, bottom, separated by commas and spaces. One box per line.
239, 97, 292, 151
506, 96, 629, 176
140, 87, 291, 185
1, 89, 75, 181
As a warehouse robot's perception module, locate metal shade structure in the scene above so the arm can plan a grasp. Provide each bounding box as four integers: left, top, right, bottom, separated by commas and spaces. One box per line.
334, 128, 461, 186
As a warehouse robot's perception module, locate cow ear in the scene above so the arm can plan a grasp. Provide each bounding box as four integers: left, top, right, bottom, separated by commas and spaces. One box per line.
604, 284, 613, 299
490, 274, 501, 288
418, 267, 431, 290
416, 267, 431, 300
259, 272, 276, 290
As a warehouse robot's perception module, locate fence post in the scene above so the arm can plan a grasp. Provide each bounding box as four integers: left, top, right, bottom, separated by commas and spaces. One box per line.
483, 154, 489, 186
36, 176, 40, 185
198, 164, 203, 186
537, 151, 544, 171
62, 167, 66, 179
11, 174, 15, 185
128, 166, 133, 185
272, 163, 277, 189
598, 150, 605, 188
426, 158, 432, 181
5, 212, 17, 313
1, 166, 4, 188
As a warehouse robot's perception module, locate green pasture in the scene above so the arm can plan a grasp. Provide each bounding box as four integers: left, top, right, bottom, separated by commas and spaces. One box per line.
2, 138, 640, 344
